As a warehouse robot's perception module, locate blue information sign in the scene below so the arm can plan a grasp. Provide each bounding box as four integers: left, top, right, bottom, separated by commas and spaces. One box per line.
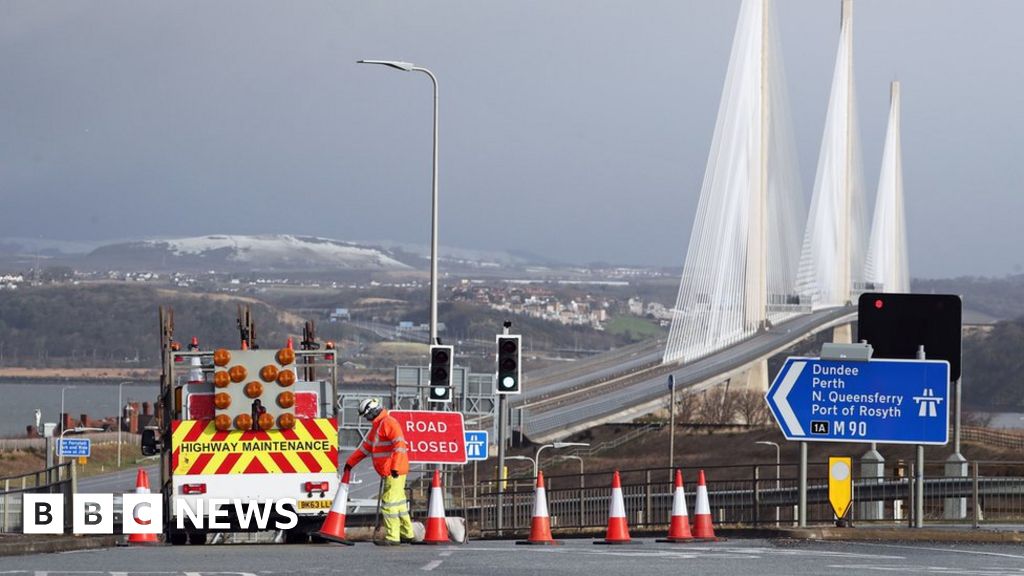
766, 357, 950, 445
59, 438, 91, 457
464, 430, 488, 461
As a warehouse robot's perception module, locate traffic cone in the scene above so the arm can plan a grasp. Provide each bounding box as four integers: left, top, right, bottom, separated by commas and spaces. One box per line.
127, 469, 159, 545
692, 470, 718, 541
657, 469, 694, 543
595, 470, 635, 545
420, 470, 449, 544
317, 470, 354, 545
516, 471, 561, 545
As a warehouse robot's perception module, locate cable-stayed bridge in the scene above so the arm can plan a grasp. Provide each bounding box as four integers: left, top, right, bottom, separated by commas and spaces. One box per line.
510, 0, 911, 443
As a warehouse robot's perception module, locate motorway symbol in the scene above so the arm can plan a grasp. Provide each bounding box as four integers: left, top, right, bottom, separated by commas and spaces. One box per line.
765, 357, 950, 445
464, 430, 488, 461
59, 438, 91, 457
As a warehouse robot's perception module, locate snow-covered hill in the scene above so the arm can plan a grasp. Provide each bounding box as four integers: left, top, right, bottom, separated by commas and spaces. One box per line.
82, 235, 413, 272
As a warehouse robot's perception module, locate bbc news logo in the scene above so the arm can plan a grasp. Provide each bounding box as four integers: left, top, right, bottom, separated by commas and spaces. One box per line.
23, 495, 300, 534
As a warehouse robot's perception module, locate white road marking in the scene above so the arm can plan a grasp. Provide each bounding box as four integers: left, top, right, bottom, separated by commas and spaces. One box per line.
846, 541, 1024, 561
439, 550, 454, 557
421, 560, 443, 571
829, 565, 1024, 576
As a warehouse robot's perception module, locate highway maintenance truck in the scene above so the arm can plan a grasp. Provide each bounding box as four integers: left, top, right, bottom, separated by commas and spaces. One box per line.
143, 306, 340, 544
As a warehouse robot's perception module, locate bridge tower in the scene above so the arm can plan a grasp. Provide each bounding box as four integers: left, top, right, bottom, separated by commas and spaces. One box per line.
796, 0, 867, 323
865, 81, 910, 293
664, 0, 804, 369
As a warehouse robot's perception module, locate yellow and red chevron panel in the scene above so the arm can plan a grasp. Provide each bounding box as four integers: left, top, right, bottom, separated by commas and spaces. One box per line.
172, 418, 338, 475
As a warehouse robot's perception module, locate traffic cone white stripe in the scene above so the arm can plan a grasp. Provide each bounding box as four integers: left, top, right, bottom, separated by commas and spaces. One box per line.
535, 486, 549, 518
428, 486, 445, 518
609, 487, 626, 518
672, 485, 688, 516
695, 484, 710, 515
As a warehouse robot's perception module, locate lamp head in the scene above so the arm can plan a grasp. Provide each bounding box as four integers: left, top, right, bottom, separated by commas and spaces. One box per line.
358, 59, 417, 71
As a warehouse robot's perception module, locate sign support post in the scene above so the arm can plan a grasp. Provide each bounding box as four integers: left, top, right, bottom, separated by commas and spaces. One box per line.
668, 374, 676, 471
914, 345, 925, 528
798, 442, 807, 528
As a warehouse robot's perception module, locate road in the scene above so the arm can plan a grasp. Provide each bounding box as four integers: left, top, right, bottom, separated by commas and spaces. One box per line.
5, 538, 1024, 575
520, 307, 856, 442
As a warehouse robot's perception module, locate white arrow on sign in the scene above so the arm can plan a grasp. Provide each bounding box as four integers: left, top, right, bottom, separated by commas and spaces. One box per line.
771, 361, 806, 436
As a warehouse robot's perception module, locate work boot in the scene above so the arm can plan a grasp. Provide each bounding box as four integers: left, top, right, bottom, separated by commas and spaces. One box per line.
374, 539, 402, 546
400, 536, 414, 544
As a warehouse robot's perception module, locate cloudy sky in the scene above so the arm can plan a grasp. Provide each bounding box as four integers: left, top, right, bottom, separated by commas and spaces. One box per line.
0, 1, 1021, 278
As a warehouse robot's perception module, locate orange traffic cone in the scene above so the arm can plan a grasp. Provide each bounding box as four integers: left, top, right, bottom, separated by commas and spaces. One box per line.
657, 469, 694, 543
595, 470, 635, 545
692, 470, 718, 541
516, 471, 562, 545
317, 470, 354, 545
420, 470, 449, 544
127, 469, 159, 545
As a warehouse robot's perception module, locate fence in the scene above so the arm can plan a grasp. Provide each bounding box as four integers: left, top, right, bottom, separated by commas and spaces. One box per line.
0, 463, 74, 533
419, 460, 1024, 536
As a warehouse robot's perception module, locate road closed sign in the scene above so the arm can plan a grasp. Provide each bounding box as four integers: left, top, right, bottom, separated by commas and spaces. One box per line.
390, 410, 467, 464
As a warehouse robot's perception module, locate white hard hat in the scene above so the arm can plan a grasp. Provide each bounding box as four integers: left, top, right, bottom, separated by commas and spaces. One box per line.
358, 397, 382, 419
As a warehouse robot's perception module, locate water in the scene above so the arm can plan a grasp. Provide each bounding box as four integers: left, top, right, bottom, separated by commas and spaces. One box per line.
0, 380, 158, 437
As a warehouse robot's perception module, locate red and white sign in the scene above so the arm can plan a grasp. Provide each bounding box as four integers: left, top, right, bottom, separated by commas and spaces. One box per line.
390, 410, 467, 464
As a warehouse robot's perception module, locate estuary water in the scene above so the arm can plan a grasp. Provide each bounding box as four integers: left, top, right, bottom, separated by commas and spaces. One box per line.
0, 380, 158, 437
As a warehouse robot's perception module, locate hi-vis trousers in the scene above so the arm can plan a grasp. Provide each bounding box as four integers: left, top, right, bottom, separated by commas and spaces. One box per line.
382, 474, 414, 542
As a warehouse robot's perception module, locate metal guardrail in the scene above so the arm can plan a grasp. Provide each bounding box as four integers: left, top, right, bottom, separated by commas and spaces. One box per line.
429, 460, 1024, 536
0, 463, 75, 533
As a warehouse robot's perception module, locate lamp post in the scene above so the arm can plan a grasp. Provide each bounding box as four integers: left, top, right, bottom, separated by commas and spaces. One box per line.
58, 385, 77, 462
756, 440, 781, 525
357, 59, 441, 345
534, 441, 589, 480
117, 381, 134, 468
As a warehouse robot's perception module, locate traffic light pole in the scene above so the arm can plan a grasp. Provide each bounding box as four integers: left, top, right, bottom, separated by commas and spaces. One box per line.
495, 323, 509, 535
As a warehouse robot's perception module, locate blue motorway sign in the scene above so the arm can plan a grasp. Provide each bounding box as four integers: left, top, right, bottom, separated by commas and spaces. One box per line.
766, 357, 950, 445
59, 438, 91, 457
464, 430, 488, 461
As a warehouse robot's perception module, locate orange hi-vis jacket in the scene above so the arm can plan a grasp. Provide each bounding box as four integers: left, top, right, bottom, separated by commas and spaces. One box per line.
346, 409, 410, 477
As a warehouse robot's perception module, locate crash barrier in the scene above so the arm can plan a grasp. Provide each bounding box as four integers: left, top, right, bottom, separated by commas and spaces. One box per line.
0, 462, 74, 533
420, 460, 1024, 536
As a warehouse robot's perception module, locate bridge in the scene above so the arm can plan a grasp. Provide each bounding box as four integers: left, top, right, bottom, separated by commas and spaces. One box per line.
510, 0, 911, 442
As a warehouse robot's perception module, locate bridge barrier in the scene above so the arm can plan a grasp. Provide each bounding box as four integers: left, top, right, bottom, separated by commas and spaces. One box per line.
0, 463, 75, 533
417, 460, 1024, 537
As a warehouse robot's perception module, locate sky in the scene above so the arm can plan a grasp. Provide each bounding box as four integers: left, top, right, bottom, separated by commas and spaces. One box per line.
0, 1, 1021, 279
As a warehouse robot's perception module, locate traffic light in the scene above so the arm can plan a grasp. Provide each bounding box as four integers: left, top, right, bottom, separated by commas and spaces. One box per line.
857, 292, 962, 380
428, 345, 453, 403
495, 335, 521, 394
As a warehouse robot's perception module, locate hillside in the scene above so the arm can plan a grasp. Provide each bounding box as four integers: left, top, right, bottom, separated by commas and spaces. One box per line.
81, 234, 411, 273
0, 284, 295, 368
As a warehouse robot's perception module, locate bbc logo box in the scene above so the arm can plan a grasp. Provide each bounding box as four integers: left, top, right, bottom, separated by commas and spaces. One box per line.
23, 493, 162, 534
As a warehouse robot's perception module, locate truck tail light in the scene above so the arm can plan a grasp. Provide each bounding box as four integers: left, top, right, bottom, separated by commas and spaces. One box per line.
182, 483, 207, 495
304, 481, 329, 495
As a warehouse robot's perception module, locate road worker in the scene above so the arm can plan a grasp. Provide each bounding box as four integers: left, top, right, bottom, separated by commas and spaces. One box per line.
343, 397, 413, 545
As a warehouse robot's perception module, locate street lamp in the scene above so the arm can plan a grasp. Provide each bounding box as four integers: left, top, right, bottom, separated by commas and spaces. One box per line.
534, 442, 590, 480
756, 440, 781, 525
117, 381, 134, 467
504, 455, 536, 486
556, 454, 585, 488
358, 59, 441, 345
59, 385, 77, 457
